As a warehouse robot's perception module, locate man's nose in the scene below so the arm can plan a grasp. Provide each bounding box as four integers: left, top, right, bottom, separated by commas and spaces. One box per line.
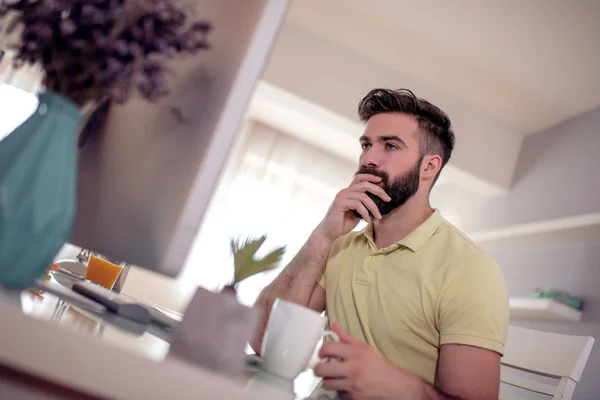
360, 148, 380, 168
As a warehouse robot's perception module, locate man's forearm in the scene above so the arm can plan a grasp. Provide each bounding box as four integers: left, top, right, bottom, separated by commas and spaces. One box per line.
420, 382, 463, 400
394, 369, 463, 400
261, 227, 332, 306
250, 227, 333, 352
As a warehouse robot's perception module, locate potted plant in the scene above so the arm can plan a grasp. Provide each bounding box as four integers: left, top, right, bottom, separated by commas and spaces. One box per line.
169, 235, 285, 377
0, 0, 212, 289
223, 235, 286, 294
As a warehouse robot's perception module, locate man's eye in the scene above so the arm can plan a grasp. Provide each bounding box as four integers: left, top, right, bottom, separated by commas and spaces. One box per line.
361, 143, 371, 150
385, 143, 397, 150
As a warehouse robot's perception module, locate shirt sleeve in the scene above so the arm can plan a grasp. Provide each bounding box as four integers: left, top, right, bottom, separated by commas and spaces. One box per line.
316, 265, 326, 288
438, 253, 509, 355
315, 234, 347, 289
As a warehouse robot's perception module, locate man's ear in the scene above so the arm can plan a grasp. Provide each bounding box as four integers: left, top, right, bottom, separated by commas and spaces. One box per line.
421, 154, 442, 181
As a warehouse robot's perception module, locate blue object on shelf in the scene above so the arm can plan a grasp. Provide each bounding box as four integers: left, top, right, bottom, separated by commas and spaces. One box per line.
529, 290, 583, 310
0, 91, 82, 289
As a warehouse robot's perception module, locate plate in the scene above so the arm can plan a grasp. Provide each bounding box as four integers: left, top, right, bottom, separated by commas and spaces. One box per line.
50, 269, 84, 289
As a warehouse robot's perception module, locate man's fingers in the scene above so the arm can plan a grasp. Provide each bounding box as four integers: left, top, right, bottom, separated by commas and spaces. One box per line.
351, 173, 382, 185
353, 181, 391, 202
321, 378, 354, 393
319, 341, 356, 360
313, 360, 352, 379
332, 322, 364, 346
343, 199, 371, 222
345, 193, 382, 220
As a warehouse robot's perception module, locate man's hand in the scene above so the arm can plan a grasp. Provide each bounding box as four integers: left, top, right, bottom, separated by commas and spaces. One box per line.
314, 324, 501, 400
314, 323, 417, 400
315, 174, 390, 243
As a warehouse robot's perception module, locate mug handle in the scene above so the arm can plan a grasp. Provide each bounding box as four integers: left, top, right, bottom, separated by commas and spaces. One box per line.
307, 330, 340, 370
322, 329, 340, 344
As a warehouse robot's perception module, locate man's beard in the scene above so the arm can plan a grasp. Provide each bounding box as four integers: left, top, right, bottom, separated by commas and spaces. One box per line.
353, 160, 421, 220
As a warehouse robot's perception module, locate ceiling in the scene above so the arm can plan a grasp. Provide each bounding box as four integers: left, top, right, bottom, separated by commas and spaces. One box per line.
285, 0, 600, 135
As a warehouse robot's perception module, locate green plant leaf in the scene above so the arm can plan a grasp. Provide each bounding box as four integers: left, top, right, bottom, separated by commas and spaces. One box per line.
230, 235, 286, 284
234, 246, 286, 284
231, 236, 266, 271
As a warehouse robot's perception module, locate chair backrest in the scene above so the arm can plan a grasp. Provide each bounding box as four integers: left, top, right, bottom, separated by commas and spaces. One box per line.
500, 325, 595, 400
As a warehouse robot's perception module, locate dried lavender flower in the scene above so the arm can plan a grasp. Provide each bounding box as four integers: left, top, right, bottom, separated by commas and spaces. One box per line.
0, 0, 212, 106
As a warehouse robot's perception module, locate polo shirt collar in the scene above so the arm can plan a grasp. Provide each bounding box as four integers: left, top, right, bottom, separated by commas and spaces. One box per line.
359, 209, 444, 252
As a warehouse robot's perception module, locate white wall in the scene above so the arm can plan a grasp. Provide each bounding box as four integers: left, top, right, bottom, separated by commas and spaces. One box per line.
260, 23, 524, 196
432, 108, 600, 400
431, 107, 600, 233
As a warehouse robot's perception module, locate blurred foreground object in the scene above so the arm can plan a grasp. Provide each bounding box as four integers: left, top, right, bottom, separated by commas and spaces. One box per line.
68, 0, 289, 277
0, 0, 212, 289
0, 0, 212, 105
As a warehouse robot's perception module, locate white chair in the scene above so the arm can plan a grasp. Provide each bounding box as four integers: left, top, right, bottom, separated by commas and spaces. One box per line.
500, 325, 595, 400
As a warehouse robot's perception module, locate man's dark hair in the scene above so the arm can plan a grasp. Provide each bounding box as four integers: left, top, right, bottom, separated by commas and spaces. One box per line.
357, 88, 455, 183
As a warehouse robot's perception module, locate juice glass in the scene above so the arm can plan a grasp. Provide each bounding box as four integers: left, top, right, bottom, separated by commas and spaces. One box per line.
85, 256, 123, 290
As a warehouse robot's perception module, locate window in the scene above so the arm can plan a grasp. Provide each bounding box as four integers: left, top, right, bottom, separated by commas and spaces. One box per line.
0, 50, 43, 141
182, 121, 359, 306
0, 83, 38, 141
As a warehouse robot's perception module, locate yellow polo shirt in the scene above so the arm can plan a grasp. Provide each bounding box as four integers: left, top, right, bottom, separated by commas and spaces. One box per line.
317, 210, 509, 384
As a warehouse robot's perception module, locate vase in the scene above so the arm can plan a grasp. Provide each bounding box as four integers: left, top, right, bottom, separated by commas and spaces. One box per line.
169, 286, 260, 378
0, 91, 82, 289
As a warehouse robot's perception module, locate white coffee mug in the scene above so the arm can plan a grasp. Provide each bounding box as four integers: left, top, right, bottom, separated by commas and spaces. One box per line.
260, 298, 339, 380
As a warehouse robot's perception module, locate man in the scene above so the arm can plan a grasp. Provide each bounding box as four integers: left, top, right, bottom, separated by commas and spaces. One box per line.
251, 89, 509, 400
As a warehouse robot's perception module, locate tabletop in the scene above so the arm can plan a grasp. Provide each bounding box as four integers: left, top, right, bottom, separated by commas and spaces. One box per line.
0, 272, 331, 399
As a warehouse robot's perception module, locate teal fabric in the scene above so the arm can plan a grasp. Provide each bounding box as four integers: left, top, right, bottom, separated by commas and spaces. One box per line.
0, 91, 82, 288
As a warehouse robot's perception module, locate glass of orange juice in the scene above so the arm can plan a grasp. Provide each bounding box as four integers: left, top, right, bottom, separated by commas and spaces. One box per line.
85, 256, 123, 290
